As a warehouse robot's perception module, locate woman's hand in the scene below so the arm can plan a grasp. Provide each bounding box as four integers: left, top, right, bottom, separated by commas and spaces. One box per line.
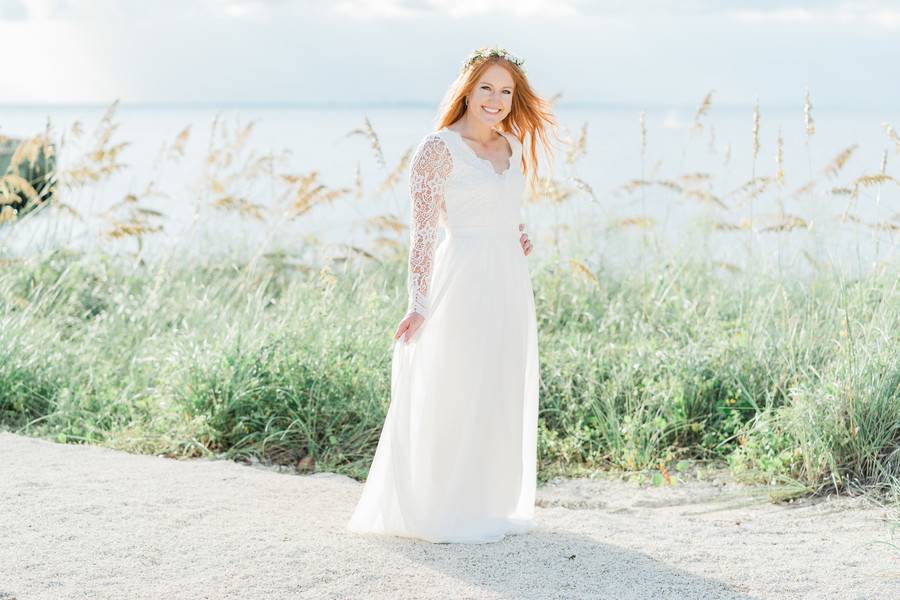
394, 312, 425, 344
519, 223, 532, 256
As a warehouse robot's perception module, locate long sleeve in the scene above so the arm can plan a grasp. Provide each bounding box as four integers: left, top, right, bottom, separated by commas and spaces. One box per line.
406, 134, 452, 319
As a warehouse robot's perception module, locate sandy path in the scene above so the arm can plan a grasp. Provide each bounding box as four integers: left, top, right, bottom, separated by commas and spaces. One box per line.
1, 431, 897, 599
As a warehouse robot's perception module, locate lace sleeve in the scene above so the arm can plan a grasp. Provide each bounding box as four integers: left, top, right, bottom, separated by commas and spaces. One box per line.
405, 134, 452, 319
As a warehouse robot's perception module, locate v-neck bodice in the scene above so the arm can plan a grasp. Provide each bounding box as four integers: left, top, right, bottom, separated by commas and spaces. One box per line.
440, 127, 514, 177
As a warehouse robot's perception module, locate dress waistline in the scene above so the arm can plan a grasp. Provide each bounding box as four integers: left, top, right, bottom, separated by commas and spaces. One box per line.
445, 224, 520, 239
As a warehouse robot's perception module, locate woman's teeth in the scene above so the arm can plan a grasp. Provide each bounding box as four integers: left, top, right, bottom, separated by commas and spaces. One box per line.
482, 107, 500, 114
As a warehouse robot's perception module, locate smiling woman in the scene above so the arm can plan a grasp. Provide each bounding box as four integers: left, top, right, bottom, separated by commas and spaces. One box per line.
347, 45, 561, 545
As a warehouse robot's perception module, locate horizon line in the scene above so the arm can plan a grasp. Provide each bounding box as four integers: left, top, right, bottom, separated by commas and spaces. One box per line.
1, 100, 897, 113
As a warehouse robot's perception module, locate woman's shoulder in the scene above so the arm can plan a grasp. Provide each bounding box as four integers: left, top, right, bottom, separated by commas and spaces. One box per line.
411, 129, 453, 172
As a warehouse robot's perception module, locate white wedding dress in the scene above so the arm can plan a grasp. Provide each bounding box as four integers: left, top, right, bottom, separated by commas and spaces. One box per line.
347, 125, 540, 544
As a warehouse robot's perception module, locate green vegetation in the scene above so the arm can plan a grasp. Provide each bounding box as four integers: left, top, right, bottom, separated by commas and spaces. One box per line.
1, 246, 897, 504
1, 97, 898, 509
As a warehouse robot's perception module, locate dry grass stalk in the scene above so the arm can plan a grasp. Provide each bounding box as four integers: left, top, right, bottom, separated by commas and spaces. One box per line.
569, 176, 597, 202
728, 176, 772, 199
610, 216, 655, 230
823, 145, 858, 178
775, 127, 785, 185
869, 221, 900, 232
679, 172, 712, 183
801, 250, 819, 268
793, 180, 816, 198
353, 161, 363, 200
8, 132, 55, 173
167, 125, 191, 161
0, 174, 40, 207
527, 176, 574, 204
712, 220, 750, 231
752, 100, 760, 163
836, 212, 861, 224
761, 214, 809, 232
692, 90, 714, 132
639, 111, 647, 159
212, 196, 265, 220
366, 215, 406, 234
565, 122, 588, 165
372, 236, 404, 252
682, 188, 727, 209
378, 147, 412, 194
346, 115, 386, 169
712, 260, 741, 272
63, 101, 130, 185
804, 87, 816, 138
0, 205, 16, 224
882, 122, 900, 153
287, 170, 352, 217
569, 258, 599, 284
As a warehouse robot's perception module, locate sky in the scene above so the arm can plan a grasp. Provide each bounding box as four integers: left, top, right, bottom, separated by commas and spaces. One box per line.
1, 0, 898, 109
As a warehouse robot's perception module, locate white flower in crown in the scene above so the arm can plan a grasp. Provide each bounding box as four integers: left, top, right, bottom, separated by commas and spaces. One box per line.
462, 46, 526, 73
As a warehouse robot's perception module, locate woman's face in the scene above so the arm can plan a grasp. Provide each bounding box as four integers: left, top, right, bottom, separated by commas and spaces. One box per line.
466, 64, 515, 125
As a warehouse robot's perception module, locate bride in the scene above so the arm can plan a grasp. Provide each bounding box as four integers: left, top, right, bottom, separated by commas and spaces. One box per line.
348, 46, 559, 544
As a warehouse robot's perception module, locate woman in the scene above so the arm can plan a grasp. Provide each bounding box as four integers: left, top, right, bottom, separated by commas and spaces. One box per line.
348, 46, 558, 544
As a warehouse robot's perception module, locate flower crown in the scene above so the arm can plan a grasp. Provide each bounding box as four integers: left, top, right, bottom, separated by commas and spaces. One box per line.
461, 46, 526, 73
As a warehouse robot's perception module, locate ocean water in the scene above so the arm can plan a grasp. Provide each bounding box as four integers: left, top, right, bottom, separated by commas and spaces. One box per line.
1, 103, 898, 274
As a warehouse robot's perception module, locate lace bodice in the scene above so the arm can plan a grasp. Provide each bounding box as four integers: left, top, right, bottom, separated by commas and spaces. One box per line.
404, 127, 523, 319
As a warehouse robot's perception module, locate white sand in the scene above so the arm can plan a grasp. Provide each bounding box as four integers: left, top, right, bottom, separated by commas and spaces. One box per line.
1, 431, 898, 599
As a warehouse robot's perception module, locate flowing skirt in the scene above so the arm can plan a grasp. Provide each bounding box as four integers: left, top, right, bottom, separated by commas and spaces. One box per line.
347, 223, 540, 544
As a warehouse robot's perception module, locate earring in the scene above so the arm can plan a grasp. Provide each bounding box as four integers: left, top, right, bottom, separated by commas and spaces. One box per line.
464, 97, 468, 106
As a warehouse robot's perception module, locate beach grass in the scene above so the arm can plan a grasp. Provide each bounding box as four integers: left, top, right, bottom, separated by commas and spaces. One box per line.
1, 96, 898, 509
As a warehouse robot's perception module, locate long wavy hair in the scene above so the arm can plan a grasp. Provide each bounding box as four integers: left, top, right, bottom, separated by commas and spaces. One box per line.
435, 51, 560, 190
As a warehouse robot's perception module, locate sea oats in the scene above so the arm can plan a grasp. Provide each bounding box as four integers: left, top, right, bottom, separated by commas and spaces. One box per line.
610, 216, 655, 230
712, 220, 749, 231
569, 176, 597, 202
565, 122, 588, 165
869, 221, 900, 232
804, 87, 816, 138
881, 122, 900, 153
0, 174, 40, 208
761, 214, 809, 232
378, 147, 412, 194
639, 111, 647, 160
346, 115, 387, 170
692, 90, 714, 132
212, 196, 266, 220
793, 180, 817, 198
775, 127, 785, 186
752, 99, 761, 163
353, 161, 363, 200
569, 258, 599, 284
682, 188, 727, 209
679, 172, 712, 183
367, 215, 406, 234
823, 145, 859, 178
168, 125, 191, 161
0, 205, 17, 223
712, 260, 741, 272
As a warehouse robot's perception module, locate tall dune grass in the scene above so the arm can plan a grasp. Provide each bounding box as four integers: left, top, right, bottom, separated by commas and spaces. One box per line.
1, 96, 898, 509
